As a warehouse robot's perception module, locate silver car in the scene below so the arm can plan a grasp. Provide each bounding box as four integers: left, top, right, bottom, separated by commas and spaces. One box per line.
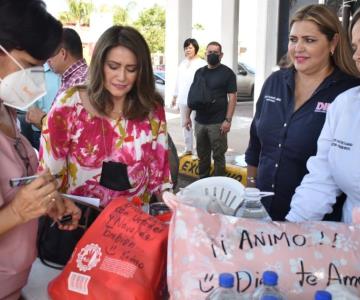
154, 71, 165, 99
237, 62, 255, 101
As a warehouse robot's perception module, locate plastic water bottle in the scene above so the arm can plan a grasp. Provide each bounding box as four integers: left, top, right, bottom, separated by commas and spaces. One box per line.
205, 273, 238, 300
235, 188, 273, 220
252, 271, 285, 300
314, 290, 332, 300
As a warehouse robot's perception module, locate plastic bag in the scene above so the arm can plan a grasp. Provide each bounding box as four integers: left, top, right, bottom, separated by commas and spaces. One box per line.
48, 197, 168, 300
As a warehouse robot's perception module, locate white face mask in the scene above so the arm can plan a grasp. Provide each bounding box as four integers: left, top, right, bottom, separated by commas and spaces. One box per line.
0, 44, 46, 111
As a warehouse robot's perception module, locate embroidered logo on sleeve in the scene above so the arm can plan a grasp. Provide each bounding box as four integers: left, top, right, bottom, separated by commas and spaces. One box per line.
314, 102, 330, 113
331, 138, 353, 151
264, 95, 281, 103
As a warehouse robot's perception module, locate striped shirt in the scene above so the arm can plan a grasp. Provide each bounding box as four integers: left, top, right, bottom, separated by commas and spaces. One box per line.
55, 58, 88, 101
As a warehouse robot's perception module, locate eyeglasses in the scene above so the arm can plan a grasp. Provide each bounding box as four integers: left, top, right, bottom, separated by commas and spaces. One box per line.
14, 137, 31, 176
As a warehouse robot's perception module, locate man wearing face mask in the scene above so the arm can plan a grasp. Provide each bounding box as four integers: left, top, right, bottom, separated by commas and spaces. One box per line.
185, 41, 237, 178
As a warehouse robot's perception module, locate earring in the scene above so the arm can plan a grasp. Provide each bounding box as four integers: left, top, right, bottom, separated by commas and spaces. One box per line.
330, 50, 334, 56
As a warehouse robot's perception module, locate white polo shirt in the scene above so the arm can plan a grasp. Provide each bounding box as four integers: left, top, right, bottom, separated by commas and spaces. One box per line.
287, 86, 360, 224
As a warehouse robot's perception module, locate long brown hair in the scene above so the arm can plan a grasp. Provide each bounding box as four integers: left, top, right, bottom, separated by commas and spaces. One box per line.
290, 4, 359, 77
87, 25, 163, 119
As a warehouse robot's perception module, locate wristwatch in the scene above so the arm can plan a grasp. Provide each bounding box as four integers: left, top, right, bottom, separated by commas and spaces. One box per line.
224, 117, 232, 123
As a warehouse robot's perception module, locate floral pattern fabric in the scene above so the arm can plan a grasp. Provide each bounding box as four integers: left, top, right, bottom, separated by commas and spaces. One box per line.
39, 87, 172, 206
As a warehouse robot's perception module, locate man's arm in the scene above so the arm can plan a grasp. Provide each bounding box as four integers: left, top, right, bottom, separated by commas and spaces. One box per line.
220, 92, 236, 134
184, 106, 193, 131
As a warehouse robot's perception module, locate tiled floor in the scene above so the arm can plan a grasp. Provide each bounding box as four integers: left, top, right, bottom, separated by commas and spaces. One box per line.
22, 258, 61, 300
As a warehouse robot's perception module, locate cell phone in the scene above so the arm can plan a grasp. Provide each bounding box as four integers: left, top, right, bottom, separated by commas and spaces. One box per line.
9, 174, 61, 188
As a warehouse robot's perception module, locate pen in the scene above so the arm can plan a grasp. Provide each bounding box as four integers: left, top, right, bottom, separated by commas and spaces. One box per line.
9, 174, 62, 187
50, 214, 73, 227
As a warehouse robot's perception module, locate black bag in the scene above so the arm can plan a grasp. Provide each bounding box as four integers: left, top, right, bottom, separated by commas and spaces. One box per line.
187, 67, 215, 110
37, 204, 101, 269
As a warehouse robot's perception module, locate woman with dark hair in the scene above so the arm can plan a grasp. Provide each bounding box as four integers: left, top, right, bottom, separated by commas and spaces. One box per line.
287, 8, 360, 223
171, 38, 206, 155
245, 4, 360, 221
39, 25, 172, 207
0, 0, 80, 298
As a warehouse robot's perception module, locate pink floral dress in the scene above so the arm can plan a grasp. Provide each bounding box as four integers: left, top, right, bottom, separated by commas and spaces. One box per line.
39, 87, 172, 207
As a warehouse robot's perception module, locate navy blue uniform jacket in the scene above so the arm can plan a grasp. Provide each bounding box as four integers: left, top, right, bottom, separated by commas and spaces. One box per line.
245, 67, 360, 220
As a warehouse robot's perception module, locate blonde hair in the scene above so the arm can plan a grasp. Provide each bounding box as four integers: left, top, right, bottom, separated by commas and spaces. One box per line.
290, 4, 359, 77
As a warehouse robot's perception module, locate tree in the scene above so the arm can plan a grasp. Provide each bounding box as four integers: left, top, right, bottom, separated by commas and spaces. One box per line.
133, 5, 166, 53
59, 0, 94, 26
193, 23, 205, 31
197, 46, 206, 60
113, 5, 131, 25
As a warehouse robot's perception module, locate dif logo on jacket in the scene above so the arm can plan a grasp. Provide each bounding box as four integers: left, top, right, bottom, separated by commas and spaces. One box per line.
314, 101, 330, 113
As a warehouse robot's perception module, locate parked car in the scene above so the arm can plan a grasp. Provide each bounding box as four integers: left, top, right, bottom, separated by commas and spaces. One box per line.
237, 62, 255, 101
154, 71, 165, 99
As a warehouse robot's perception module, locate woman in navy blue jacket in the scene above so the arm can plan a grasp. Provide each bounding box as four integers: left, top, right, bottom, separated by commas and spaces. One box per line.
245, 4, 360, 221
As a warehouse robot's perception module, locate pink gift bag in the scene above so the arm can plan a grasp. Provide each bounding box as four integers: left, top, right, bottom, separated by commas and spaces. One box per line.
164, 193, 360, 300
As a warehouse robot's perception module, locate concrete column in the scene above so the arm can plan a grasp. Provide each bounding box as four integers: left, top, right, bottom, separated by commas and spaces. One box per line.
277, 0, 290, 62
220, 0, 239, 71
254, 0, 279, 113
164, 0, 192, 106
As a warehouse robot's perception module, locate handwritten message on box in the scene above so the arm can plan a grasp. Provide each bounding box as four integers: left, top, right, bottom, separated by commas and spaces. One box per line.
165, 194, 360, 300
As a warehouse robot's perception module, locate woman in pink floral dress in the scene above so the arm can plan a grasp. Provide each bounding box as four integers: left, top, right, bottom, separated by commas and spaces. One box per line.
39, 26, 172, 207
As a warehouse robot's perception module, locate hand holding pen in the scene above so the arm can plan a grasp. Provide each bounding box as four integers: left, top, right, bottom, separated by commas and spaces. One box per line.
9, 169, 61, 225
9, 172, 83, 230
